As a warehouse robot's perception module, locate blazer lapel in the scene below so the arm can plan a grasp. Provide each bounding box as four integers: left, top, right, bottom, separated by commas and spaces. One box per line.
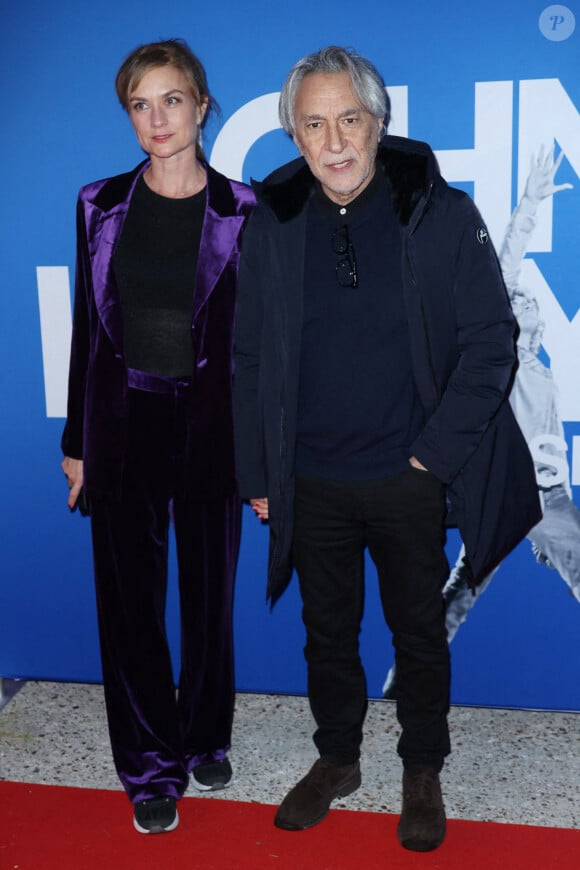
193, 168, 244, 321
86, 164, 147, 354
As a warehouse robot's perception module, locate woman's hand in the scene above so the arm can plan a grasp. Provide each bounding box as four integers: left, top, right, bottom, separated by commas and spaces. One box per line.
250, 497, 269, 521
62, 456, 84, 510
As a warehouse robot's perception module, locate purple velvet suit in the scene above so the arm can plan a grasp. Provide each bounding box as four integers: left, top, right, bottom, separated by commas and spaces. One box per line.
62, 161, 255, 802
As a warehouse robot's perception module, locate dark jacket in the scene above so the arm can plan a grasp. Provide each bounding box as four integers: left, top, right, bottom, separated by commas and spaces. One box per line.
62, 161, 256, 499
233, 136, 541, 603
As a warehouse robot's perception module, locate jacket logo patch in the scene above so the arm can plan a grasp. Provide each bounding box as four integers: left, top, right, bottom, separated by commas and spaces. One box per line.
476, 226, 489, 245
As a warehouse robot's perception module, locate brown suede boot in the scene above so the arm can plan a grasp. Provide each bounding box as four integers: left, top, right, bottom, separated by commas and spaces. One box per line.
274, 757, 361, 830
397, 768, 446, 851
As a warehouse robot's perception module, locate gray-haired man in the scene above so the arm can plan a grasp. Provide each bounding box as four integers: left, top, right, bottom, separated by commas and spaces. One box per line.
234, 46, 540, 852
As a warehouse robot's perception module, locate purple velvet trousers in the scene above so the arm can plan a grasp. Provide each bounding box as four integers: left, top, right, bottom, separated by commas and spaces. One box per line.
89, 376, 241, 803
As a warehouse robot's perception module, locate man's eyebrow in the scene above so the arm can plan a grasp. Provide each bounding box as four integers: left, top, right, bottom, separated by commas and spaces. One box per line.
300, 107, 361, 121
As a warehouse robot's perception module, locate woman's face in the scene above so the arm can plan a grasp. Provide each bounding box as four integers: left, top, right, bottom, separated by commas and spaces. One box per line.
511, 289, 542, 351
127, 65, 207, 161
512, 290, 540, 333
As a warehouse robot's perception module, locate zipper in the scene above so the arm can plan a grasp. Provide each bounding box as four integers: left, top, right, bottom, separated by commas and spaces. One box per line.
408, 181, 434, 237
405, 182, 440, 408
279, 405, 287, 491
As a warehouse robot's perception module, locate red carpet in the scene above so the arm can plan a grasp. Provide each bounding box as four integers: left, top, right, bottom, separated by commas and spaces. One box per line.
2, 781, 579, 869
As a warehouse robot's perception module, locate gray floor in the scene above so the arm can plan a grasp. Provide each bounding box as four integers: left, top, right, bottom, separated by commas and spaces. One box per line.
1, 680, 579, 829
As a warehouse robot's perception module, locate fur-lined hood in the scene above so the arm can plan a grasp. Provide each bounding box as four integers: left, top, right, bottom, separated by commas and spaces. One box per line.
251, 135, 442, 227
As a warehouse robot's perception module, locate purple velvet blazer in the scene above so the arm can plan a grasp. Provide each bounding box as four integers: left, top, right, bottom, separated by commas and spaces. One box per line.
62, 161, 256, 500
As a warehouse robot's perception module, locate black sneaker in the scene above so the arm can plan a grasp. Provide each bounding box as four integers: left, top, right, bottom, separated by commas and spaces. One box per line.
191, 758, 233, 791
133, 796, 179, 834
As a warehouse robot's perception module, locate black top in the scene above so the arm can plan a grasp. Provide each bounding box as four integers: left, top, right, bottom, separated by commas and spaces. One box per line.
295, 166, 425, 480
113, 175, 205, 377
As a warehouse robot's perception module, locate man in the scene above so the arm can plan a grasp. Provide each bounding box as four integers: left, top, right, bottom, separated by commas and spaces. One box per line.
234, 46, 540, 853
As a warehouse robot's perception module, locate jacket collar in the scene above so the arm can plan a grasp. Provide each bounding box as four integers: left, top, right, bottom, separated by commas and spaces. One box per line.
91, 159, 240, 218
253, 135, 438, 226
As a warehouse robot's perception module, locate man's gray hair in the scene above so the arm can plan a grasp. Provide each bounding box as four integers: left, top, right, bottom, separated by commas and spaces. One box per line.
279, 45, 390, 138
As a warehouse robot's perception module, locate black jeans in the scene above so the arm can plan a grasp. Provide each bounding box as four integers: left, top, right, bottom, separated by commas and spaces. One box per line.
293, 469, 451, 771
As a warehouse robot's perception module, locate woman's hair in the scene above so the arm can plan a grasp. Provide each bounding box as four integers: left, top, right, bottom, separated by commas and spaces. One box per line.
279, 45, 390, 138
115, 39, 216, 159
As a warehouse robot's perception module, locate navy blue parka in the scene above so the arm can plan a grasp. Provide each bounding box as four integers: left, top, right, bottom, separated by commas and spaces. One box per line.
234, 136, 541, 603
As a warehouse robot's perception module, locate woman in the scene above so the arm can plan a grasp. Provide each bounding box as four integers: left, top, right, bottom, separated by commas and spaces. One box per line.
61, 39, 255, 834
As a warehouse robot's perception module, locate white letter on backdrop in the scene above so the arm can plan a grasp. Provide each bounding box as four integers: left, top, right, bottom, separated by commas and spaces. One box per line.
210, 93, 281, 180
518, 79, 580, 252
37, 266, 71, 418
435, 81, 513, 246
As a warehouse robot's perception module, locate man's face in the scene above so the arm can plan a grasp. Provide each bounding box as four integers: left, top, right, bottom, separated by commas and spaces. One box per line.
292, 71, 382, 205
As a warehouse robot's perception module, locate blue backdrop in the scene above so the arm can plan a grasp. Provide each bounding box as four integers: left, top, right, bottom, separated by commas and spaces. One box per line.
1, 0, 579, 710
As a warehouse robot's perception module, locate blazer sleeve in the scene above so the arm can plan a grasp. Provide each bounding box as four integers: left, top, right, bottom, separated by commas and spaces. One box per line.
233, 209, 267, 499
411, 196, 518, 484
61, 195, 91, 460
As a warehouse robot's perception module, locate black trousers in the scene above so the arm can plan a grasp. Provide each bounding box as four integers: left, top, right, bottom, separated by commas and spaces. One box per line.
293, 469, 451, 771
